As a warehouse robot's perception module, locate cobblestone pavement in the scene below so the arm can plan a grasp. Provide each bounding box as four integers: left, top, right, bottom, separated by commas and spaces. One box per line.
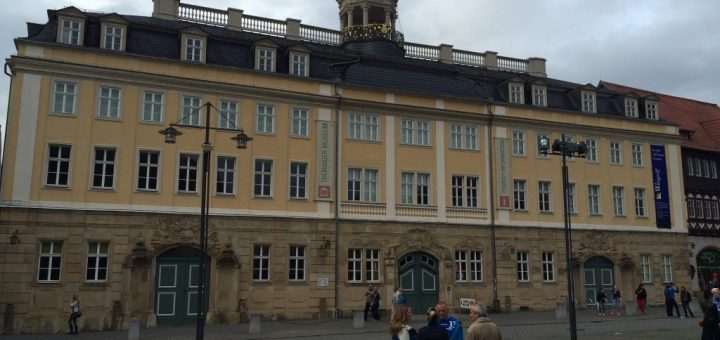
1, 307, 705, 339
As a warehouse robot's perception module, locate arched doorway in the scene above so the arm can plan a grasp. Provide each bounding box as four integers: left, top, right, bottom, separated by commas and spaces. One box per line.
697, 248, 720, 291
583, 256, 614, 307
155, 246, 210, 324
398, 252, 439, 313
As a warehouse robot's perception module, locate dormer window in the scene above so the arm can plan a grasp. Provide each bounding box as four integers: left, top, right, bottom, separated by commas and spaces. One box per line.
646, 101, 658, 120
625, 98, 638, 118
180, 28, 208, 63
581, 91, 596, 113
184, 36, 202, 62
102, 24, 124, 51
509, 83, 524, 104
532, 85, 547, 107
290, 52, 308, 77
257, 48, 275, 72
58, 18, 83, 45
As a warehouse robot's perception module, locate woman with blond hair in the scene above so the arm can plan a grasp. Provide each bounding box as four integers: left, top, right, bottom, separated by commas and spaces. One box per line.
389, 304, 418, 340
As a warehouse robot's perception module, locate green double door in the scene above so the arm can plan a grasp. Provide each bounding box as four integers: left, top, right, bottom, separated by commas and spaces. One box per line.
398, 252, 439, 313
155, 248, 210, 324
583, 256, 614, 307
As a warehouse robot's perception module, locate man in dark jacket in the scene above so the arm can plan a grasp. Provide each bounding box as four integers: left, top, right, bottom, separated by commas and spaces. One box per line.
665, 283, 681, 317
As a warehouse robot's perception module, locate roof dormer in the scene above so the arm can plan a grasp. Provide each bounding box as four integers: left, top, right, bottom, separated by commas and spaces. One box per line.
287, 44, 312, 77
500, 76, 525, 105
179, 26, 208, 63
571, 84, 597, 113
621, 92, 641, 118
99, 14, 129, 52
55, 7, 87, 46
253, 39, 280, 72
641, 95, 660, 120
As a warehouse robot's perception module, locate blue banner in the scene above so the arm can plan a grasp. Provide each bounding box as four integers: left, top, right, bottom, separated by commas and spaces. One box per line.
650, 145, 671, 229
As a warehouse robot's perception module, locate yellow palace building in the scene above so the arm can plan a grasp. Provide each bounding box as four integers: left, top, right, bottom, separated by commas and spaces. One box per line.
0, 0, 690, 334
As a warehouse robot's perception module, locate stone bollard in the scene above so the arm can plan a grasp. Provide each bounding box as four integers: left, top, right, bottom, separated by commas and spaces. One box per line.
625, 301, 637, 316
249, 313, 261, 334
555, 301, 567, 319
353, 310, 365, 328
128, 318, 140, 340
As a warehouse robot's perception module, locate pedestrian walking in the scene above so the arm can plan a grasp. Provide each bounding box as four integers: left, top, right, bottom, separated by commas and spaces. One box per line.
596, 288, 608, 316
389, 304, 418, 340
371, 285, 382, 321
364, 285, 375, 322
611, 285, 622, 316
680, 286, 695, 318
67, 294, 80, 335
700, 297, 719, 340
418, 307, 449, 340
436, 301, 463, 340
635, 284, 647, 315
465, 304, 501, 340
664, 283, 681, 317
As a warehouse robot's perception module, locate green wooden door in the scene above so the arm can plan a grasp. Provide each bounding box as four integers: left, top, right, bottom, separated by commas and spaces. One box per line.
155, 247, 209, 324
398, 252, 439, 313
583, 256, 614, 308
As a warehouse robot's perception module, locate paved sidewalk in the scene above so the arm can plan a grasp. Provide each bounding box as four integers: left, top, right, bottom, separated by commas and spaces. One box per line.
1, 307, 704, 339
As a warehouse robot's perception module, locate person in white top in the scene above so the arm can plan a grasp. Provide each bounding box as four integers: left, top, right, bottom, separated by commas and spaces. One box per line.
68, 294, 80, 335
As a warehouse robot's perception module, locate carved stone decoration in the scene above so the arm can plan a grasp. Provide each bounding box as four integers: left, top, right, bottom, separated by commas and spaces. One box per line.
382, 229, 451, 261
454, 238, 485, 251
216, 243, 241, 269
124, 233, 150, 268
152, 216, 221, 256
575, 232, 618, 261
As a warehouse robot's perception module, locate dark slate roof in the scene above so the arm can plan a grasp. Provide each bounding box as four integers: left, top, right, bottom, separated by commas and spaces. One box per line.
17, 7, 669, 122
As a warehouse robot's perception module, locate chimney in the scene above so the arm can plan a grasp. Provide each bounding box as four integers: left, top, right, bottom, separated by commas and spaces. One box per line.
152, 0, 180, 21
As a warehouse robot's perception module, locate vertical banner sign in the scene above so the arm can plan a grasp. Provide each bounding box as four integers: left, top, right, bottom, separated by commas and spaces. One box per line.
650, 144, 671, 229
316, 120, 334, 200
495, 138, 511, 209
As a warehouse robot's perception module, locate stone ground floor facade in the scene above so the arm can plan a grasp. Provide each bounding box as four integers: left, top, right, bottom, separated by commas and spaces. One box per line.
0, 207, 696, 334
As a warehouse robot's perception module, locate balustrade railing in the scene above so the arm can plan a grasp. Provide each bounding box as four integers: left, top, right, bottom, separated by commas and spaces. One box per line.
340, 202, 386, 216
446, 208, 488, 220
176, 3, 536, 73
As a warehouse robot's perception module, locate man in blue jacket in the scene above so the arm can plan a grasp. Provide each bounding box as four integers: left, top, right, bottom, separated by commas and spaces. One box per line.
664, 283, 681, 317
436, 301, 463, 340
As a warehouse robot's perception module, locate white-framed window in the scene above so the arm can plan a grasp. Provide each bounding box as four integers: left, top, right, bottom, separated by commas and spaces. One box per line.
581, 91, 596, 113
253, 159, 273, 197
538, 181, 552, 212
451, 175, 479, 208
703, 160, 711, 178
46, 144, 72, 187
185, 36, 202, 62
645, 101, 658, 120
289, 162, 308, 199
517, 251, 529, 282
290, 52, 308, 77
289, 245, 305, 281
697, 199, 705, 219
609, 141, 622, 165
348, 113, 379, 141
102, 24, 123, 51
567, 183, 577, 214
400, 119, 430, 146
216, 156, 236, 195
38, 241, 63, 282
513, 179, 527, 211
141, 91, 164, 123
400, 172, 430, 205
695, 158, 703, 177
86, 241, 109, 282
625, 98, 638, 118
588, 184, 601, 215
631, 143, 644, 166
59, 18, 81, 45
291, 107, 309, 137
661, 255, 672, 283
634, 188, 647, 217
640, 254, 652, 283
585, 138, 598, 163
347, 168, 378, 202
348, 248, 380, 283
710, 161, 718, 179
97, 86, 121, 119
532, 85, 547, 107
542, 252, 555, 282
137, 150, 159, 191
704, 200, 712, 219
180, 95, 202, 126
218, 100, 238, 129
687, 157, 695, 176
52, 81, 77, 115
612, 186, 625, 216
178, 153, 198, 193
450, 123, 478, 150
509, 83, 524, 104
92, 147, 116, 189
536, 132, 550, 158
455, 250, 483, 283
512, 130, 526, 156
257, 48, 275, 72
711, 200, 720, 220
252, 244, 270, 281
256, 104, 275, 134
687, 198, 696, 218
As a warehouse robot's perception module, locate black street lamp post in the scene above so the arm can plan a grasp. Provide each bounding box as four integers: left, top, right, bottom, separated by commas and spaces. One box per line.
539, 134, 587, 340
159, 103, 252, 340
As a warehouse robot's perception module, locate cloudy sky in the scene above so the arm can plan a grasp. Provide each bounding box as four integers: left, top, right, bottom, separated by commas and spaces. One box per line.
1, 0, 718, 138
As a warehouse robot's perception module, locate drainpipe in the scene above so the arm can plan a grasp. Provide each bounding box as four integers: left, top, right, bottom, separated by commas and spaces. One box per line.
486, 99, 501, 312
333, 83, 341, 316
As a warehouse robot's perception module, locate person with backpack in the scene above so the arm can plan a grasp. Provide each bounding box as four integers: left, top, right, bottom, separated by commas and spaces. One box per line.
389, 304, 418, 340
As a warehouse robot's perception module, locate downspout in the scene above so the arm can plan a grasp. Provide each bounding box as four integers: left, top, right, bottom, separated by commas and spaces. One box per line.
333, 83, 341, 316
486, 99, 501, 312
